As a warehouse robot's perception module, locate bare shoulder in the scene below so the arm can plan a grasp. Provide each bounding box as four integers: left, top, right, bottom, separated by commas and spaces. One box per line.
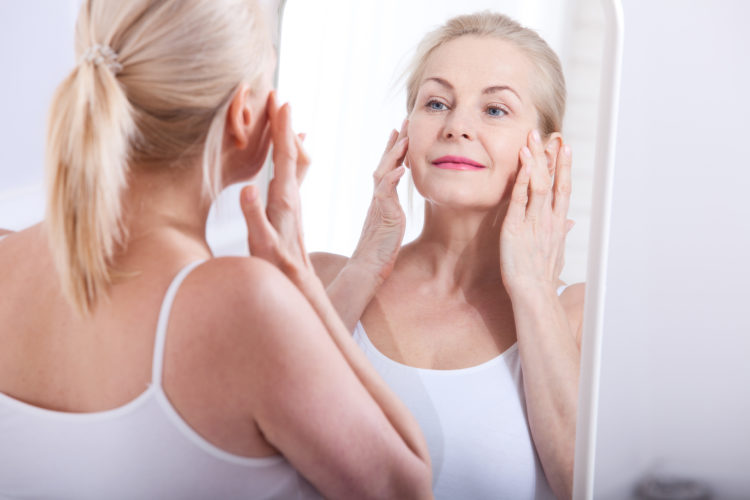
165, 255, 327, 393
177, 256, 305, 328
560, 282, 586, 346
310, 252, 349, 287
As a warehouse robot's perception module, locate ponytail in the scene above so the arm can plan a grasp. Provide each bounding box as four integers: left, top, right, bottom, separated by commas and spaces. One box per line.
45, 49, 134, 315
44, 0, 271, 314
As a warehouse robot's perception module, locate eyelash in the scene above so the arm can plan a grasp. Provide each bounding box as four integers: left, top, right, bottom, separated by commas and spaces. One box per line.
424, 99, 508, 118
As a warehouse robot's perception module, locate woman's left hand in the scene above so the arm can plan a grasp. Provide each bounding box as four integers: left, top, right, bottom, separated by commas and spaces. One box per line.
499, 129, 573, 294
240, 92, 312, 281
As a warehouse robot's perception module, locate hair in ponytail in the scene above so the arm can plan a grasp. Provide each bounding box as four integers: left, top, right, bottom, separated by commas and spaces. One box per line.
45, 0, 271, 314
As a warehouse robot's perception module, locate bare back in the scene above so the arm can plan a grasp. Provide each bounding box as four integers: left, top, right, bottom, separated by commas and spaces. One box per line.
0, 224, 275, 457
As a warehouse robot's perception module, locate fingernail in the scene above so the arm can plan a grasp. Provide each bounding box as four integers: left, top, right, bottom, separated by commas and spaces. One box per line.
522, 146, 532, 158
532, 129, 541, 143
563, 144, 571, 156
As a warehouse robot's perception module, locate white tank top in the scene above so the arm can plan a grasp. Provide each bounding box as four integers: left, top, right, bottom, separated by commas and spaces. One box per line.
0, 260, 320, 500
353, 299, 564, 499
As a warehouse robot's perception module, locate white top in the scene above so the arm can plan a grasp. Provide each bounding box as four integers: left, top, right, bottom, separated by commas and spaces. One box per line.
0, 260, 320, 500
353, 291, 565, 500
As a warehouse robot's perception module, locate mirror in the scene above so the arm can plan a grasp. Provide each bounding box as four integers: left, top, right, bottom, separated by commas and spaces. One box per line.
273, 1, 622, 499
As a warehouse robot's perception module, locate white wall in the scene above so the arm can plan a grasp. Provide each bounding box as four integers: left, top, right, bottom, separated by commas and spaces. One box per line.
593, 1, 750, 498
0, 1, 78, 230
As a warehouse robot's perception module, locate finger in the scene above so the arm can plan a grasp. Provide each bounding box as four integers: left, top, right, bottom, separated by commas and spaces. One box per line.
507, 152, 532, 224
266, 90, 280, 122
553, 144, 573, 219
373, 136, 408, 185
374, 119, 409, 182
525, 129, 552, 219
294, 133, 311, 185
270, 102, 298, 187
240, 184, 278, 259
375, 165, 407, 198
566, 219, 575, 233
382, 129, 399, 155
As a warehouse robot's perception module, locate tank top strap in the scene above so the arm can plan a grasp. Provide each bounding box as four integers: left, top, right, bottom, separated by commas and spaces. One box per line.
151, 260, 206, 386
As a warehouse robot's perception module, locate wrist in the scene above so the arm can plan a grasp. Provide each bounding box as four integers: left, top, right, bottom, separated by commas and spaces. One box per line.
344, 256, 388, 288
505, 279, 559, 304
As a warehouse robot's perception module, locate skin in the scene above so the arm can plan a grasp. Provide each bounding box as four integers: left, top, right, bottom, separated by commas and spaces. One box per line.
313, 35, 584, 500
0, 57, 432, 497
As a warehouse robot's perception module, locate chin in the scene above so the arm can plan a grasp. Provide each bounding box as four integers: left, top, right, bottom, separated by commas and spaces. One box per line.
417, 184, 503, 211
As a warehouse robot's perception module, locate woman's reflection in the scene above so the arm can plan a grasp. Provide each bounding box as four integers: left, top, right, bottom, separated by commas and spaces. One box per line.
313, 12, 584, 500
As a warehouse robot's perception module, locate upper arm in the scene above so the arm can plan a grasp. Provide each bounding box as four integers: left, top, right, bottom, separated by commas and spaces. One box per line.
310, 252, 349, 287
560, 282, 585, 348
198, 258, 426, 498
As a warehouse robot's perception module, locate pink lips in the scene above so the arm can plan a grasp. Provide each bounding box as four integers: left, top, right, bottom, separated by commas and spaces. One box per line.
432, 155, 486, 171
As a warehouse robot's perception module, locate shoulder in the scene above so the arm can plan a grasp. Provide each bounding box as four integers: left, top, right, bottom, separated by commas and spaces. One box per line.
178, 256, 307, 326
310, 252, 349, 287
165, 255, 328, 386
559, 282, 585, 347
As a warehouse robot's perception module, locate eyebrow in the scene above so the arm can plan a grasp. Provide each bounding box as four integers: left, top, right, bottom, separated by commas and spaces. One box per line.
423, 77, 523, 103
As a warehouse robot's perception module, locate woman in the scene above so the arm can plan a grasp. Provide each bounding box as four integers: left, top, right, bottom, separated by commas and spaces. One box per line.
313, 12, 584, 500
0, 1, 432, 498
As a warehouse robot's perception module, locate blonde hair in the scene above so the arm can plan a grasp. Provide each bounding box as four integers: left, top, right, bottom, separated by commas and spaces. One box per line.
405, 11, 566, 136
46, 0, 271, 314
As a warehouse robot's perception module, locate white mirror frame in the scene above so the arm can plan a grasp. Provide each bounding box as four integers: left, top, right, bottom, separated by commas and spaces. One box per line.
573, 1, 624, 498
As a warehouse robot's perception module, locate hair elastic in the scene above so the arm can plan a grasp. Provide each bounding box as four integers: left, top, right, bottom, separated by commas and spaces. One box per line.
81, 44, 123, 74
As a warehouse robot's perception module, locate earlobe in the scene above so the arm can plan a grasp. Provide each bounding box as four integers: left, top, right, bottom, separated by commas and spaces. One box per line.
544, 132, 563, 175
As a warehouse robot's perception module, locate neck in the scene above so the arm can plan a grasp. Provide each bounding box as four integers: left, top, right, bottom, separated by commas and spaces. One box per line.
409, 202, 509, 291
118, 163, 214, 262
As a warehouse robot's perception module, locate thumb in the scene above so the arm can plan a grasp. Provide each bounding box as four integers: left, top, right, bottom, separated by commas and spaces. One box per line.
240, 184, 277, 256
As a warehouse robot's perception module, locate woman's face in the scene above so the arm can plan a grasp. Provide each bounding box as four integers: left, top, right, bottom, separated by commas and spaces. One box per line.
406, 35, 540, 210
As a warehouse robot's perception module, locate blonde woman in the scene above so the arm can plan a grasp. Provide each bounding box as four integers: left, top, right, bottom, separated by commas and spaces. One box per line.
314, 12, 584, 500
0, 1, 433, 498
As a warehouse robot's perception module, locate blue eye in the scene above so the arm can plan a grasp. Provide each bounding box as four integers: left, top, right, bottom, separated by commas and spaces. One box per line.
487, 106, 507, 117
427, 100, 448, 111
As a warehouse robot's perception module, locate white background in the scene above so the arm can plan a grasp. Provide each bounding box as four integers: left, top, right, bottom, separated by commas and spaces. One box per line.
592, 1, 750, 498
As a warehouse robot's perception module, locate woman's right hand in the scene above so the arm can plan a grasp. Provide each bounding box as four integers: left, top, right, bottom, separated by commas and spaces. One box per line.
350, 121, 409, 285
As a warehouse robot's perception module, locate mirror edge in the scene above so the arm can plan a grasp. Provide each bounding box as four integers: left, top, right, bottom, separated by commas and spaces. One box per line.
572, 0, 624, 498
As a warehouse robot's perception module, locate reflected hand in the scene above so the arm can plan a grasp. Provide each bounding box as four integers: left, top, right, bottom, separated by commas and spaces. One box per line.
500, 129, 574, 294
350, 121, 409, 285
240, 91, 312, 280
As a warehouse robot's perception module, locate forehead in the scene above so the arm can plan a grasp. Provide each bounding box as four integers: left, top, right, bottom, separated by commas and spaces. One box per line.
421, 35, 533, 97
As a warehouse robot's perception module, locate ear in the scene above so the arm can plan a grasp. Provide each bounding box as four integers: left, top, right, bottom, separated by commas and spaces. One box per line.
543, 132, 563, 176
226, 83, 253, 149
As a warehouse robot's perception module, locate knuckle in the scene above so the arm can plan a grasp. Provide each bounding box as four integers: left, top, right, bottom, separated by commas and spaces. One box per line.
511, 191, 528, 205
556, 182, 572, 195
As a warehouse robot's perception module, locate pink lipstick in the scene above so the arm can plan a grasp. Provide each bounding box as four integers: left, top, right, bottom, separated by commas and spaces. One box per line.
432, 155, 486, 171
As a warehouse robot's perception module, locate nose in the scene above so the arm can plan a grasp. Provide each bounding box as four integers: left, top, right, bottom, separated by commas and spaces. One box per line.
442, 109, 474, 141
